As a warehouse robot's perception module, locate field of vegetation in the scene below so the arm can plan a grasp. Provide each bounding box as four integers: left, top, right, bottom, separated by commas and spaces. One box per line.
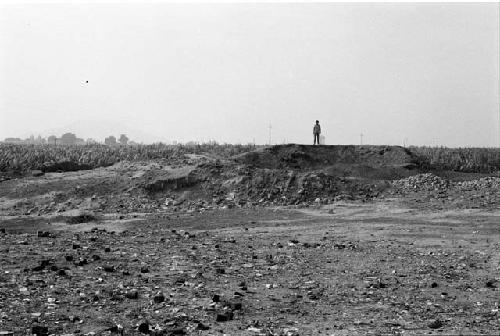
2, 143, 500, 174
0, 143, 257, 172
411, 146, 500, 173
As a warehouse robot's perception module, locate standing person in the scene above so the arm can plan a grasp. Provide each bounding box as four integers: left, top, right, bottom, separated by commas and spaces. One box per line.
313, 120, 321, 145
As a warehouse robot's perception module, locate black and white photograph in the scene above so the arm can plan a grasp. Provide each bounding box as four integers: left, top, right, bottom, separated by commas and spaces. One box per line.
1, 1, 500, 335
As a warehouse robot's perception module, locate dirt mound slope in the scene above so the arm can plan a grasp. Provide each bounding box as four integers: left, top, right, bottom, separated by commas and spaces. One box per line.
4, 145, 500, 218
233, 144, 420, 170
141, 166, 199, 192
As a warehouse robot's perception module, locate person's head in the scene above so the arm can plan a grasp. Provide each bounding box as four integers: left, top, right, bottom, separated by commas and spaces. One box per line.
316, 120, 319, 124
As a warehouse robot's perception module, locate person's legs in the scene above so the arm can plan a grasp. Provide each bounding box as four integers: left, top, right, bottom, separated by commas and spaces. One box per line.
314, 134, 319, 145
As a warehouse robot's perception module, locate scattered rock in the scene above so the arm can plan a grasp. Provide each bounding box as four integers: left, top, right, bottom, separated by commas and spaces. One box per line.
31, 326, 49, 336
486, 280, 497, 288
153, 292, 165, 303
428, 319, 443, 329
196, 322, 210, 330
228, 301, 242, 310
216, 312, 233, 322
125, 290, 139, 299
167, 328, 186, 335
37, 231, 51, 238
75, 258, 88, 266
137, 320, 150, 334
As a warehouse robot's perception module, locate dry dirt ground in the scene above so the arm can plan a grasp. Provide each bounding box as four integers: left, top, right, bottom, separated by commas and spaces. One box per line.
1, 146, 499, 336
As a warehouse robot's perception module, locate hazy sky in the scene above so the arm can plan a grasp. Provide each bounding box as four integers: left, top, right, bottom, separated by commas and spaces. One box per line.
1, 2, 499, 146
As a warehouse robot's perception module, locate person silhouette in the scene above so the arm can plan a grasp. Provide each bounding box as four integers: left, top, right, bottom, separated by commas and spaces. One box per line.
313, 120, 321, 145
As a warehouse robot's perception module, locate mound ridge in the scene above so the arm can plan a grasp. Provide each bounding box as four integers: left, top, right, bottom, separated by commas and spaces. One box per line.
232, 144, 420, 170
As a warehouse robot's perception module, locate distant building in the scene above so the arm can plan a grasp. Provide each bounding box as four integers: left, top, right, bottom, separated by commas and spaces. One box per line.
4, 137, 23, 143
48, 135, 58, 145
60, 133, 78, 145
119, 134, 129, 146
105, 135, 117, 146
53, 133, 84, 145
35, 135, 46, 144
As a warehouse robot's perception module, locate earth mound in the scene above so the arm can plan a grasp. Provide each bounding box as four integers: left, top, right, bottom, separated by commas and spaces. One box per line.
135, 145, 424, 207
233, 144, 420, 170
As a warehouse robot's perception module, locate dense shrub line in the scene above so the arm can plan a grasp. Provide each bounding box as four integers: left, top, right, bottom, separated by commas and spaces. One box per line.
410, 146, 500, 173
0, 143, 257, 172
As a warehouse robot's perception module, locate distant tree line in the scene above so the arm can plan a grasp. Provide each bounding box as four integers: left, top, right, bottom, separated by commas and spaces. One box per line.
4, 133, 133, 146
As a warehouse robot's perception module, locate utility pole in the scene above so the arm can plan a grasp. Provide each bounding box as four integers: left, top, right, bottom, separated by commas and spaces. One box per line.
360, 133, 363, 146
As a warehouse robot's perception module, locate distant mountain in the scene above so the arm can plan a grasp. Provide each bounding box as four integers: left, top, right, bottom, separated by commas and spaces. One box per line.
40, 119, 170, 144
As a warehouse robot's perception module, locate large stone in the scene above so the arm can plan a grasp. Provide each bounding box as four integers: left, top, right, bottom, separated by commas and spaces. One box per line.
153, 292, 165, 303
215, 311, 234, 322
31, 326, 49, 336
137, 321, 150, 334
142, 167, 199, 192
31, 170, 44, 177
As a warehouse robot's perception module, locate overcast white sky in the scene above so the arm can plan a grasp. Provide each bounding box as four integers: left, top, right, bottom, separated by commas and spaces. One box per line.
0, 2, 499, 146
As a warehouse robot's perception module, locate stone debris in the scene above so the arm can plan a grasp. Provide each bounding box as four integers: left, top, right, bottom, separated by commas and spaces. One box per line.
392, 173, 450, 192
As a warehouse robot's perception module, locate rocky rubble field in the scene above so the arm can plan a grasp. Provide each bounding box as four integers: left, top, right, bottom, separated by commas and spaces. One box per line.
391, 173, 500, 209
1, 145, 500, 335
1, 206, 500, 336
